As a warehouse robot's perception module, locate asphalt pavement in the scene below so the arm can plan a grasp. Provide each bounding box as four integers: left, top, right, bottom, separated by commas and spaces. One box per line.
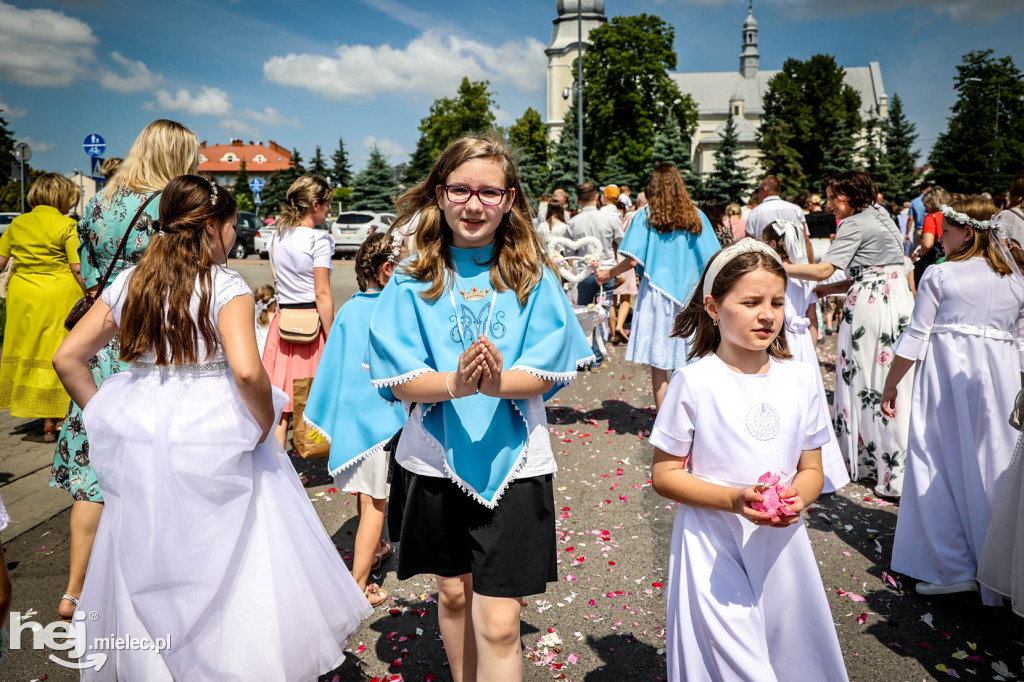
2, 268, 1023, 680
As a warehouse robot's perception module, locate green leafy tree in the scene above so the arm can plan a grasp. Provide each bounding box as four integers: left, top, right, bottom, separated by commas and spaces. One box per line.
757, 119, 806, 197
547, 103, 590, 198
310, 145, 328, 177
702, 115, 751, 205
819, 118, 857, 182
0, 168, 45, 213
0, 112, 15, 185
884, 94, 919, 202
406, 77, 497, 182
579, 14, 697, 184
929, 50, 1024, 193
351, 146, 400, 212
648, 117, 700, 193
508, 107, 549, 205
759, 54, 863, 189
261, 148, 305, 215
329, 137, 352, 188
232, 160, 255, 213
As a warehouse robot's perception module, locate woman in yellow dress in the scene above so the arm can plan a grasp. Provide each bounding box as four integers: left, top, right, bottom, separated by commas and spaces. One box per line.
0, 173, 85, 439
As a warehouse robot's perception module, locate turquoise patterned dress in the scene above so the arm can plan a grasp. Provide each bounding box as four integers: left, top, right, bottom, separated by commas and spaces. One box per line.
50, 188, 159, 502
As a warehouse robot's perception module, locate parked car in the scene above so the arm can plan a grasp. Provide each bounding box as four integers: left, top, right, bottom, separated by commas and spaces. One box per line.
230, 211, 260, 259
0, 212, 18, 235
331, 212, 396, 258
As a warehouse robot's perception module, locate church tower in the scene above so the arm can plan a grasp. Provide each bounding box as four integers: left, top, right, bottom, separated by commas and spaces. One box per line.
739, 1, 759, 79
545, 0, 607, 140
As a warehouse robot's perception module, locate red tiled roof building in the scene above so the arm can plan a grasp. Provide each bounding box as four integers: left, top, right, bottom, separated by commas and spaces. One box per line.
198, 139, 291, 187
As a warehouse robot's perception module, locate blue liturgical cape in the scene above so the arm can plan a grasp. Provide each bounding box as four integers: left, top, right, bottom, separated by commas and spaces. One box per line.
618, 207, 722, 306
366, 244, 593, 508
304, 291, 406, 477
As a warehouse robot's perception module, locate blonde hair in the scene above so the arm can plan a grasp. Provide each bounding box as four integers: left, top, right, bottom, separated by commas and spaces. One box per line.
391, 133, 552, 306
105, 120, 199, 196
726, 202, 742, 217
277, 174, 332, 235
944, 195, 1021, 275
99, 157, 123, 181
253, 284, 277, 327
28, 173, 79, 213
923, 186, 951, 214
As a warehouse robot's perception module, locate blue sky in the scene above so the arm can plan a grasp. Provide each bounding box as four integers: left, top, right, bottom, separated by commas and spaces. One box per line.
1, 0, 1022, 178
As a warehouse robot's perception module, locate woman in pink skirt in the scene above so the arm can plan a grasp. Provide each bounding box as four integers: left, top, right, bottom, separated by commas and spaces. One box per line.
262, 174, 335, 450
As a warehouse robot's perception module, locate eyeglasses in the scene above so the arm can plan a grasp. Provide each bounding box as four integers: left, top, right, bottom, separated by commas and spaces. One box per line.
441, 185, 509, 206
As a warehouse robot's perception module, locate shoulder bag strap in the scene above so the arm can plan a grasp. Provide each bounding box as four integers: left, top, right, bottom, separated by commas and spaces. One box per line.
91, 191, 161, 299
269, 235, 280, 289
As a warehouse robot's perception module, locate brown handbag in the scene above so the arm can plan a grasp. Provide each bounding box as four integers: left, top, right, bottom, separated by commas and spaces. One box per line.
64, 192, 161, 331
269, 238, 322, 344
291, 377, 330, 458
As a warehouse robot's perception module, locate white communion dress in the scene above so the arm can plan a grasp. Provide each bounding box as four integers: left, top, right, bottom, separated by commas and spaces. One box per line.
77, 266, 372, 681
890, 258, 1024, 604
784, 278, 850, 493
650, 354, 848, 682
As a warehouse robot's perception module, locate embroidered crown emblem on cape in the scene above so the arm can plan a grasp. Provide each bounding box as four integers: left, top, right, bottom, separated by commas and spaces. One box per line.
459, 286, 490, 301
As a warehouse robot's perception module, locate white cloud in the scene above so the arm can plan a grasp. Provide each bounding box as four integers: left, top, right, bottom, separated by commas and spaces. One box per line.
263, 29, 546, 101
219, 118, 261, 138
18, 137, 54, 153
0, 1, 97, 86
243, 106, 299, 127
145, 86, 232, 116
671, 0, 1022, 21
355, 0, 451, 32
0, 92, 26, 119
98, 51, 163, 93
362, 135, 406, 160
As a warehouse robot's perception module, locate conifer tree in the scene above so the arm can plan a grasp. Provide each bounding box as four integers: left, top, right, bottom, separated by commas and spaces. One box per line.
329, 137, 352, 188
262, 148, 305, 215
703, 115, 751, 204
547, 103, 590, 199
0, 112, 15, 185
649, 117, 700, 193
232, 159, 255, 212
819, 118, 857, 183
757, 120, 806, 196
351, 146, 400, 212
310, 145, 328, 177
884, 94, 919, 202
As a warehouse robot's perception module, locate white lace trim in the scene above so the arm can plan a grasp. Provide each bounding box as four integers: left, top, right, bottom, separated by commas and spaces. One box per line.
512, 364, 579, 385
619, 249, 689, 306
301, 412, 331, 444
417, 400, 532, 510
328, 437, 392, 478
370, 367, 435, 388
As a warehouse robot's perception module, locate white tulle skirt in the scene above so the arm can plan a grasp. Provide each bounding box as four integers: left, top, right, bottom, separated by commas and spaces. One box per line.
77, 363, 371, 681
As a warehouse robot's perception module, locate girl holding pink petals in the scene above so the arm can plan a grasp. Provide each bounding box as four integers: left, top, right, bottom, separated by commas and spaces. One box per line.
650, 239, 848, 681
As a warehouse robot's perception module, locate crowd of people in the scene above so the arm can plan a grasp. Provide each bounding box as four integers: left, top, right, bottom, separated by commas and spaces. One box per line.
0, 116, 1021, 680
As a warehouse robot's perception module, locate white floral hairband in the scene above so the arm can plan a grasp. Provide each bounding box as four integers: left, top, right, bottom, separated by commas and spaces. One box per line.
387, 245, 401, 264
209, 180, 219, 206
255, 296, 277, 317
940, 204, 992, 231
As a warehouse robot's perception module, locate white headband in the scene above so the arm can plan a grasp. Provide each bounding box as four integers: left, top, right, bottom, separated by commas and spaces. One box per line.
702, 238, 784, 299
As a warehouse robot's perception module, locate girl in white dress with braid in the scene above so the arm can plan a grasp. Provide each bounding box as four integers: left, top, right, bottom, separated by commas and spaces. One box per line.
651, 239, 847, 681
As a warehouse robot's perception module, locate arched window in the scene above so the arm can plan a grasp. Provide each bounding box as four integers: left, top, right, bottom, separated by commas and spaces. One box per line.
253, 154, 267, 164
220, 152, 238, 163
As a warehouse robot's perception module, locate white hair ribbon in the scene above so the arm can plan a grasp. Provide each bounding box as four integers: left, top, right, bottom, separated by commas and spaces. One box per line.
702, 238, 784, 299
770, 219, 809, 265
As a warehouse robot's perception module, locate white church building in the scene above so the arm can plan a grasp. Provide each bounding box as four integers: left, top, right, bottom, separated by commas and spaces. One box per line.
545, 1, 889, 177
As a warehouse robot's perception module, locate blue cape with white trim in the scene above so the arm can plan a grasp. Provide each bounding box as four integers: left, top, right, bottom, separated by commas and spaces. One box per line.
303, 291, 406, 477
366, 244, 593, 507
617, 207, 722, 306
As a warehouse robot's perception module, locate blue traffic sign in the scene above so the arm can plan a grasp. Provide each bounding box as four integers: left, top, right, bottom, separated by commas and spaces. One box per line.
83, 133, 106, 157
90, 156, 104, 178
253, 191, 263, 207
249, 178, 264, 192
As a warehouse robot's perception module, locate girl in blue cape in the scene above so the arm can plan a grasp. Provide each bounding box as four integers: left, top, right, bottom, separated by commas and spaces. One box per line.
366, 135, 592, 681
595, 162, 721, 411
304, 231, 405, 607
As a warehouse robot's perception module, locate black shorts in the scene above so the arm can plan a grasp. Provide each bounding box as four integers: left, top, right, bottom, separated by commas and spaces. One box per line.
395, 472, 557, 598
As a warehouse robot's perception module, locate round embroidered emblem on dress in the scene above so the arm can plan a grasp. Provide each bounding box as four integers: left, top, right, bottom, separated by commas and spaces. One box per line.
745, 403, 780, 441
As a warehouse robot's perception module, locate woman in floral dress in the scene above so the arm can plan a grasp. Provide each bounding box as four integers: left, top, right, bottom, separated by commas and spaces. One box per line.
784, 170, 914, 497
50, 119, 199, 619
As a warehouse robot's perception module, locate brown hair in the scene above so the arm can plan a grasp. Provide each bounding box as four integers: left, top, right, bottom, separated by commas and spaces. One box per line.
672, 250, 791, 360
576, 182, 597, 204
277, 174, 332, 234
760, 224, 790, 262
1006, 173, 1024, 209
944, 194, 1021, 275
823, 170, 877, 213
119, 175, 239, 365
355, 231, 394, 292
647, 162, 702, 234
923, 186, 951, 214
27, 173, 79, 213
254, 284, 276, 327
391, 134, 553, 306
546, 200, 567, 226
758, 175, 782, 195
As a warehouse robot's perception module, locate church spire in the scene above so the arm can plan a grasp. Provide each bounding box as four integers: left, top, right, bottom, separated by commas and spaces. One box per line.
739, 1, 759, 79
